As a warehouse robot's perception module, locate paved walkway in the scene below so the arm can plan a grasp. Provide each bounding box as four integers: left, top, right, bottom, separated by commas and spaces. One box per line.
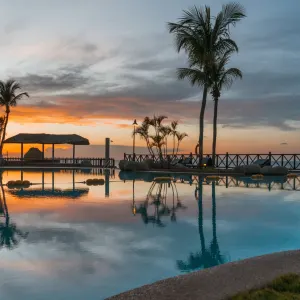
107, 250, 300, 300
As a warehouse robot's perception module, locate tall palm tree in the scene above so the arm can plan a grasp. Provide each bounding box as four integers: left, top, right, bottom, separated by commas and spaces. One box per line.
0, 173, 28, 250
211, 50, 242, 166
0, 80, 29, 155
168, 3, 245, 165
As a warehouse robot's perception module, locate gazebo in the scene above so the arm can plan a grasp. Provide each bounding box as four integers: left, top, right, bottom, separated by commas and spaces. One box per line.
3, 133, 90, 162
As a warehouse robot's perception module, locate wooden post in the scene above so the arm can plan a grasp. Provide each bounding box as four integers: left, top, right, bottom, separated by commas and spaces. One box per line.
52, 144, 55, 162
268, 152, 272, 166
72, 169, 75, 191
105, 169, 110, 197
52, 171, 54, 191
105, 138, 110, 168
21, 143, 24, 163
42, 171, 45, 191
42, 144, 45, 160
72, 144, 75, 165
294, 154, 296, 170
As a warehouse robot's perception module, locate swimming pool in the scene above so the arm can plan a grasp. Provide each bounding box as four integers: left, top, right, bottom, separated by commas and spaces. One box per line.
0, 169, 299, 299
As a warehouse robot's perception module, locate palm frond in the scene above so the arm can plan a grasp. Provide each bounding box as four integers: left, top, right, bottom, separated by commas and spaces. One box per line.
219, 67, 242, 89
177, 68, 206, 87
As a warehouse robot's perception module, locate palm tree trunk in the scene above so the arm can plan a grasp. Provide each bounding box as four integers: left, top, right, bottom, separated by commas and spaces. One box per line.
212, 97, 219, 167
199, 86, 208, 167
0, 107, 10, 156
172, 135, 175, 156
197, 176, 206, 253
165, 137, 168, 156
176, 141, 180, 155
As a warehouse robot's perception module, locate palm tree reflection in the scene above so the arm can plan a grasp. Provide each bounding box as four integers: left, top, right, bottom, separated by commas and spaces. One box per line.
0, 173, 28, 250
177, 177, 225, 272
134, 179, 186, 227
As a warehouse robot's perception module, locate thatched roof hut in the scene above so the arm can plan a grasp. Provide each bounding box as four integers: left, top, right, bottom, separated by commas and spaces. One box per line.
24, 147, 43, 160
3, 133, 89, 145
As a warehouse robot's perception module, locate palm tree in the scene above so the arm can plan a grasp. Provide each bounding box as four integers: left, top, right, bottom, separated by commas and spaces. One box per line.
135, 117, 154, 155
211, 50, 242, 166
175, 132, 188, 155
149, 135, 165, 157
159, 125, 171, 156
0, 80, 29, 155
0, 173, 28, 250
170, 121, 179, 156
149, 115, 167, 160
168, 3, 245, 165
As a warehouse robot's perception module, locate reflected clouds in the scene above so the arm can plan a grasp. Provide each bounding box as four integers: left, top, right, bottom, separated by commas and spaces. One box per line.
0, 170, 300, 299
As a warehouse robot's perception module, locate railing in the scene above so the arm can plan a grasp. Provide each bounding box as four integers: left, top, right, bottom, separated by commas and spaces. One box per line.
60, 168, 116, 177
1, 157, 116, 168
128, 175, 300, 192
124, 153, 300, 170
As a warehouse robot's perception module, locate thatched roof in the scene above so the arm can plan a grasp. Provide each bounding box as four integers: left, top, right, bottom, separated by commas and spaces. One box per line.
3, 133, 90, 145
24, 147, 43, 160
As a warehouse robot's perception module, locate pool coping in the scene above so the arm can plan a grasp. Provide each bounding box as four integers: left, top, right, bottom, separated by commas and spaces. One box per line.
106, 250, 300, 300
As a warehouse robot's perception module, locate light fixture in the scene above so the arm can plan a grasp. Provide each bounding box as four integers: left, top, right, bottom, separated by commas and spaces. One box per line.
133, 119, 138, 126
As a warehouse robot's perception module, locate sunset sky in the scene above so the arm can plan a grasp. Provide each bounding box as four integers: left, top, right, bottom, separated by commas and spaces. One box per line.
0, 0, 299, 158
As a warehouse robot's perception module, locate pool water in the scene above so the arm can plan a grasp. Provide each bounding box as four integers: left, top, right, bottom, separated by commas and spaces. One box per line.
0, 169, 299, 299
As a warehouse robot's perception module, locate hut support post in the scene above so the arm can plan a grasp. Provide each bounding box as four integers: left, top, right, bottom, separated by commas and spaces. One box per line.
42, 144, 45, 160
72, 144, 75, 164
52, 144, 54, 162
21, 143, 24, 163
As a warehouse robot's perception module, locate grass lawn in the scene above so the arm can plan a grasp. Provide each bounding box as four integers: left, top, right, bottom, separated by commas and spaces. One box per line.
230, 274, 300, 299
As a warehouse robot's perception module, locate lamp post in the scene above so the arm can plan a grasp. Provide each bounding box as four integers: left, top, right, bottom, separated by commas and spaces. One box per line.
132, 119, 138, 161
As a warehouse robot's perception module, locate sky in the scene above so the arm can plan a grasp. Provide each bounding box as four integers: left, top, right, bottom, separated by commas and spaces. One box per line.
0, 0, 299, 158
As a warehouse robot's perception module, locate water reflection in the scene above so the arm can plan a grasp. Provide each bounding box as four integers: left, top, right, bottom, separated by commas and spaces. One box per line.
7, 169, 89, 199
0, 173, 28, 250
177, 177, 225, 272
132, 178, 187, 227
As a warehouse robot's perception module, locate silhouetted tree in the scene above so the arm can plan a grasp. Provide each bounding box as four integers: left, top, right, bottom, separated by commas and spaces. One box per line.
0, 173, 28, 250
0, 80, 29, 155
168, 3, 245, 165
211, 51, 242, 166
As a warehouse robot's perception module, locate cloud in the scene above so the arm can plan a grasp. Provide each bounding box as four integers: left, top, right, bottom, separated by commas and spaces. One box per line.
4, 22, 300, 133
17, 63, 93, 94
